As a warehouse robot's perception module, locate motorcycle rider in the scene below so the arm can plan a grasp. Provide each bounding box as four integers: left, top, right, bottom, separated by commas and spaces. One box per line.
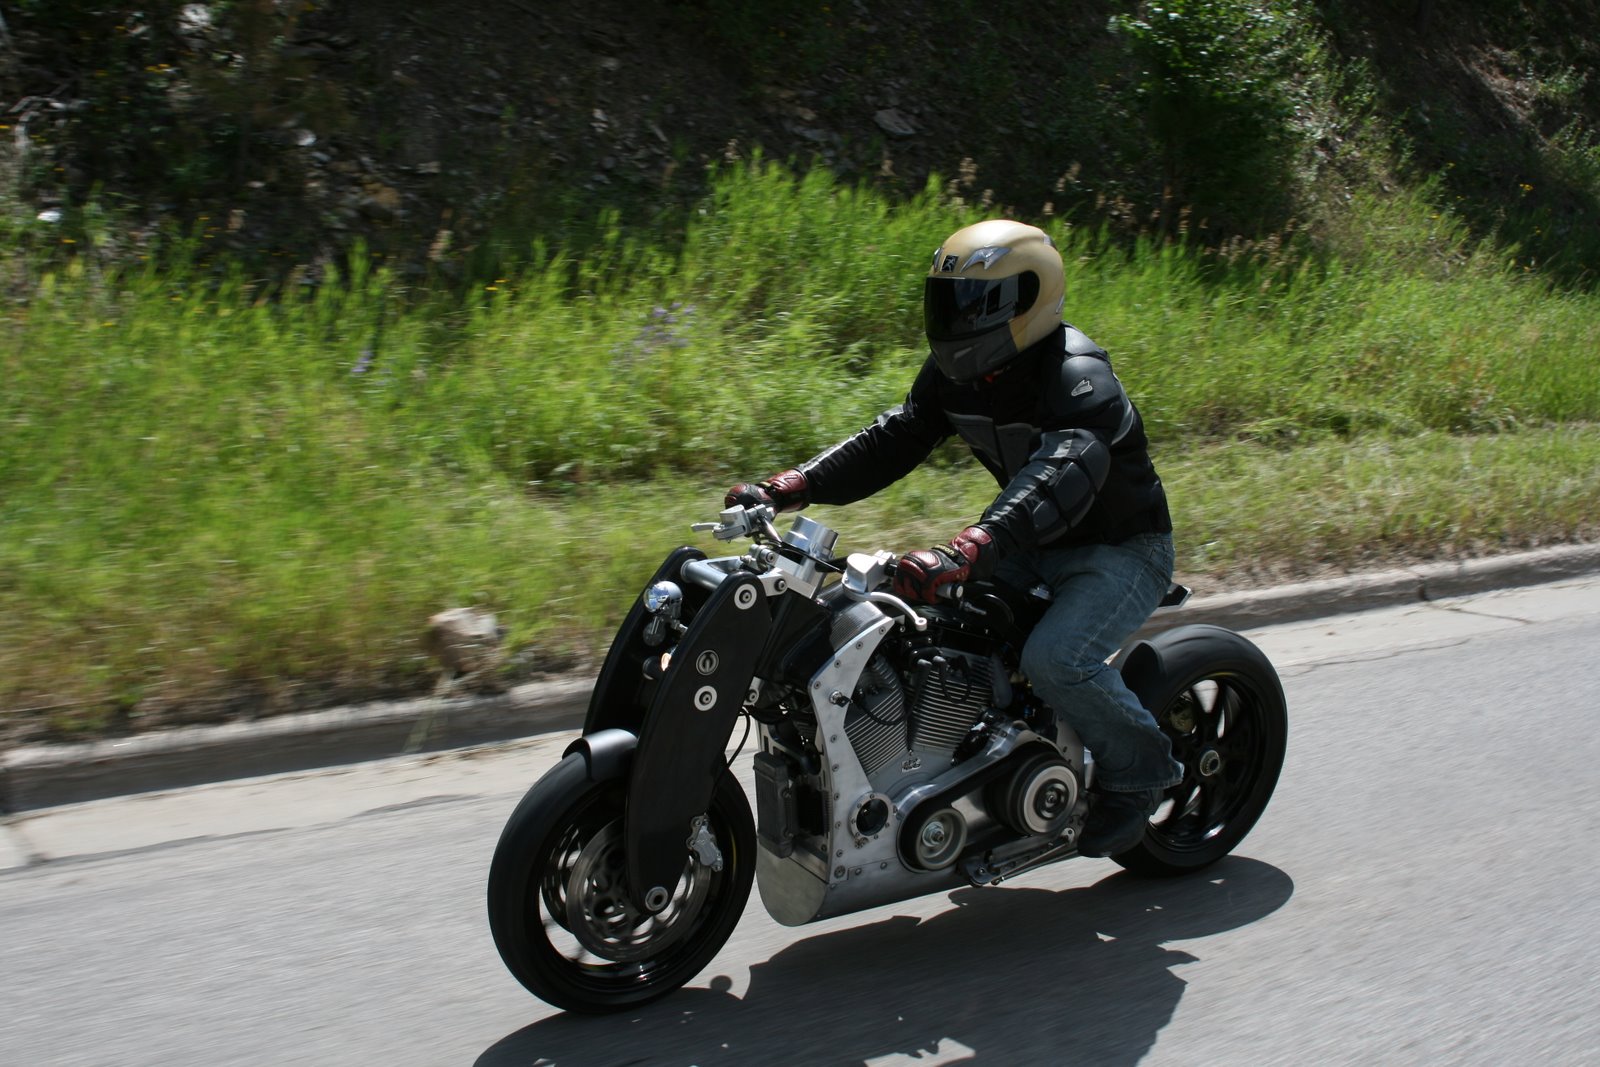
725, 219, 1181, 857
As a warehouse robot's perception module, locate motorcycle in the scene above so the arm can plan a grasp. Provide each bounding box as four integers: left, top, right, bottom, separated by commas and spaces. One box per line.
488, 504, 1288, 1014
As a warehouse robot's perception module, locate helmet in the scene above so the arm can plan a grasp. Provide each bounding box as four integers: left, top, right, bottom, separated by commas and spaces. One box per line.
923, 219, 1065, 383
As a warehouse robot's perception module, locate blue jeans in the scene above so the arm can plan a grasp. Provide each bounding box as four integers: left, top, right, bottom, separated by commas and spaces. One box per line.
993, 531, 1183, 793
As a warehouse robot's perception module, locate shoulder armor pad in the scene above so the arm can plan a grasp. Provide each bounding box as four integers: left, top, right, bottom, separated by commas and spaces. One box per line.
1061, 324, 1107, 359
1047, 351, 1125, 418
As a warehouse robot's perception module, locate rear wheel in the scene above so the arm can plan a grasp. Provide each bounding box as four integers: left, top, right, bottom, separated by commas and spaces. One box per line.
487, 753, 755, 1013
1113, 625, 1287, 876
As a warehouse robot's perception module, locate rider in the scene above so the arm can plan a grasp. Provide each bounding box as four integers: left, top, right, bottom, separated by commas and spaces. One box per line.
725, 219, 1181, 857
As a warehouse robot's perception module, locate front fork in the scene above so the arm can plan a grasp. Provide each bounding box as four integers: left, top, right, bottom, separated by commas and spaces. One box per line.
576, 557, 772, 913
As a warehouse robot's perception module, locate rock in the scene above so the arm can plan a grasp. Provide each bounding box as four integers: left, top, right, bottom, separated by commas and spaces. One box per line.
873, 107, 917, 138
425, 607, 505, 678
355, 183, 403, 220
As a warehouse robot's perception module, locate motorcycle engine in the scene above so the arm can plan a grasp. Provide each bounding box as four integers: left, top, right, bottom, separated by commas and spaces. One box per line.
843, 640, 1010, 796
777, 598, 1084, 867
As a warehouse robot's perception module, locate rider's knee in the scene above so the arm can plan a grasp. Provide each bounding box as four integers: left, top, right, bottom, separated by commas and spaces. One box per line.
1020, 645, 1101, 690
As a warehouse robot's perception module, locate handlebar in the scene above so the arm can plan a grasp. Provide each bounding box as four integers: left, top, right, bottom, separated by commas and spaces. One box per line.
688, 504, 953, 631
879, 555, 964, 604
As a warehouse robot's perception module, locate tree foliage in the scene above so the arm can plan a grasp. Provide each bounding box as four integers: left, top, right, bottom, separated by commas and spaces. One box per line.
1109, 0, 1314, 236
6, 2, 340, 205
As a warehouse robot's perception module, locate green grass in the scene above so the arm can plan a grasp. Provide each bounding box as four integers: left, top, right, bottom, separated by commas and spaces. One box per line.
3, 161, 1598, 740
815, 426, 1600, 579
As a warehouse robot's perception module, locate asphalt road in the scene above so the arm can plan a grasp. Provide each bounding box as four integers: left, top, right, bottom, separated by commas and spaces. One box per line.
3, 576, 1598, 1066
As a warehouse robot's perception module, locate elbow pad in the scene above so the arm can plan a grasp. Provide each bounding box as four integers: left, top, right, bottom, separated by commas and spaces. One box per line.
983, 430, 1111, 548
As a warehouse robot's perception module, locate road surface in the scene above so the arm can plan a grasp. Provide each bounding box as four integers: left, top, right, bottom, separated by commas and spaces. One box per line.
3, 576, 1598, 1065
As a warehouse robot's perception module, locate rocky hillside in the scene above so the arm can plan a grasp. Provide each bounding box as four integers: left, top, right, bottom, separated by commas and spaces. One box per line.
3, 1, 1598, 282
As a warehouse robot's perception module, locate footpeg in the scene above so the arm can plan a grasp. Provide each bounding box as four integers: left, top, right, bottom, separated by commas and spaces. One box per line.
962, 832, 1076, 886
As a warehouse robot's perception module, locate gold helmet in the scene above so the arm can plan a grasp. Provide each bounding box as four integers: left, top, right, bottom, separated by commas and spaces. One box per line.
923, 219, 1065, 383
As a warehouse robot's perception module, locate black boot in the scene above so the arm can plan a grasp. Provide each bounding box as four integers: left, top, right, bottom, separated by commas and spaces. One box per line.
1077, 788, 1162, 858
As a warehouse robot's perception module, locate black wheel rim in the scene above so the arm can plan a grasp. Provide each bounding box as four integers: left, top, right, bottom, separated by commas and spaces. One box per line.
528, 784, 736, 999
1148, 672, 1272, 854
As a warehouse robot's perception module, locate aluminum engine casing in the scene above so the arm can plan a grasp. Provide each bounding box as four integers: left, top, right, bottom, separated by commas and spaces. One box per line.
754, 599, 1086, 927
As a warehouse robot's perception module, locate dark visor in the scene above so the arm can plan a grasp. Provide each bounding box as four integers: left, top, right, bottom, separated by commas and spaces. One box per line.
924, 275, 1031, 341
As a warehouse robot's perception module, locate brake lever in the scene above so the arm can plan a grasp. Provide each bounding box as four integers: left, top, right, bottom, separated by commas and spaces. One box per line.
843, 552, 929, 632
862, 590, 929, 632
691, 504, 777, 542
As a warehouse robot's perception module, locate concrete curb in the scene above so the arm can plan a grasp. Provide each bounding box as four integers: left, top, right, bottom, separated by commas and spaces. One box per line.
1, 676, 593, 813
4, 543, 1597, 813
1136, 541, 1600, 637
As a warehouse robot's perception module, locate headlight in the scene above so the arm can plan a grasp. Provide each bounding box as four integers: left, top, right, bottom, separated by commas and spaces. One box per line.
643, 581, 683, 616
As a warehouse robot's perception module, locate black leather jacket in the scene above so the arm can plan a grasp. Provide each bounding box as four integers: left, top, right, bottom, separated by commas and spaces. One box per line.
798, 324, 1172, 557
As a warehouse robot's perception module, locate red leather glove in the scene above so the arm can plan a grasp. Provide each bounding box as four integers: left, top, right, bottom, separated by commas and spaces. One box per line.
893, 525, 996, 604
724, 468, 809, 514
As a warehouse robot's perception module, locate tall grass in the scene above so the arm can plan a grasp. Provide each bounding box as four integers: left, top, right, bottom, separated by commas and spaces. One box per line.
3, 160, 1598, 735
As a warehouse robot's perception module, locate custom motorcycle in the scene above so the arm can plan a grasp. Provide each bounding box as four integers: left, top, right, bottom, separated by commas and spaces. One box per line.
488, 504, 1287, 1013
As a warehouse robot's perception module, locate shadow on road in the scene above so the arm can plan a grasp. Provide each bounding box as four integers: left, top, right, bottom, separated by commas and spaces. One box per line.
478, 855, 1293, 1066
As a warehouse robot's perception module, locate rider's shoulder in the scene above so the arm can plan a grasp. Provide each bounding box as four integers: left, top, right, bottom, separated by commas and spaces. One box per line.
1060, 323, 1108, 360
1041, 326, 1122, 410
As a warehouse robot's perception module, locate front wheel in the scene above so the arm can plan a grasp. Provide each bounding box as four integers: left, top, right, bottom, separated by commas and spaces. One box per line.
487, 752, 756, 1013
1113, 625, 1288, 876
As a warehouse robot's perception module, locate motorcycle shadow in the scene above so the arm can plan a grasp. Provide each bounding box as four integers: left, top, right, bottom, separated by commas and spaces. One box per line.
477, 854, 1294, 1067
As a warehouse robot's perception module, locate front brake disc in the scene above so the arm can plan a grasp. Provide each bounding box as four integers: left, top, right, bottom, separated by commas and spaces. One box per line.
564, 819, 715, 962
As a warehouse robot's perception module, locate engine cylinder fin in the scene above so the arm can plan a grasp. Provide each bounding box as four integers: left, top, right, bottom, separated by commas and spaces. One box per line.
841, 653, 909, 780
845, 677, 907, 778
909, 655, 994, 756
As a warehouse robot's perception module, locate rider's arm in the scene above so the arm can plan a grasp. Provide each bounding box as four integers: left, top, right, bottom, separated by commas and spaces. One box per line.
978, 353, 1135, 554
797, 357, 950, 506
